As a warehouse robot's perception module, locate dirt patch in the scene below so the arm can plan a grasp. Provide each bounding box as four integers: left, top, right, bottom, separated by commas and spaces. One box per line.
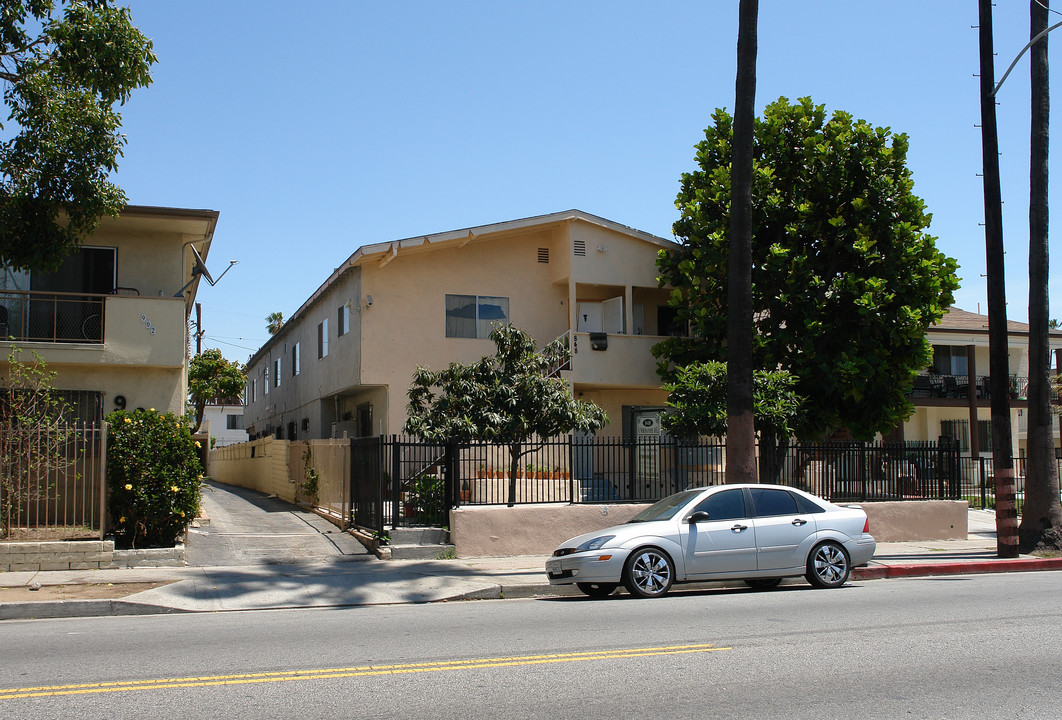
0, 581, 174, 602
2, 528, 100, 542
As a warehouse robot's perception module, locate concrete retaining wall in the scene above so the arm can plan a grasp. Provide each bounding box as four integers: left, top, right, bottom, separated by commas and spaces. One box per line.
449, 500, 970, 558
0, 541, 186, 571
861, 500, 968, 541
209, 438, 296, 502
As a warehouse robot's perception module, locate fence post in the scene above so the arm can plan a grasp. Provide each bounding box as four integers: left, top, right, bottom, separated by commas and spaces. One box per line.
859, 442, 867, 503
979, 455, 987, 509
567, 434, 575, 505
99, 421, 108, 541
390, 435, 401, 529
445, 437, 458, 509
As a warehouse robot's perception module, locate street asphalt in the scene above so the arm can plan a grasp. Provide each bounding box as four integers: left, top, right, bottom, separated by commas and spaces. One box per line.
2, 481, 1061, 620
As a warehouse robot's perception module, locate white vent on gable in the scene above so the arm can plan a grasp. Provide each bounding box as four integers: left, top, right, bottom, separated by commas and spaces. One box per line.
538, 248, 550, 263
574, 240, 586, 257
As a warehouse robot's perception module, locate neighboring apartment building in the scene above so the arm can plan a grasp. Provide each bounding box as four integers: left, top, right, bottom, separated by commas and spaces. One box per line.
243, 210, 678, 441
901, 307, 1062, 459
201, 400, 248, 447
0, 205, 220, 421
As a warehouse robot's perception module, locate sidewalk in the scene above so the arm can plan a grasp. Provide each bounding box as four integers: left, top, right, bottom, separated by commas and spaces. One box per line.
2, 506, 1060, 621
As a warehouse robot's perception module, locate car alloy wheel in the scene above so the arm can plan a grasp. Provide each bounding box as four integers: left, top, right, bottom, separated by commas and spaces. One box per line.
623, 547, 674, 598
805, 541, 850, 589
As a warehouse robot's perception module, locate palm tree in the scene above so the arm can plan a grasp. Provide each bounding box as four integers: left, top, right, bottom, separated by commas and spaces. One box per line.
978, 0, 1019, 557
725, 0, 759, 484
1019, 0, 1062, 552
265, 312, 284, 335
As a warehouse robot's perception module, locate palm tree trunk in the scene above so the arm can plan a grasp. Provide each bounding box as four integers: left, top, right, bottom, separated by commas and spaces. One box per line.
1020, 0, 1062, 551
978, 0, 1019, 557
726, 0, 758, 484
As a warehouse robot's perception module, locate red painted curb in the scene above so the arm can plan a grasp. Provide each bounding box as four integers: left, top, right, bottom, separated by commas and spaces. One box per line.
853, 557, 1062, 580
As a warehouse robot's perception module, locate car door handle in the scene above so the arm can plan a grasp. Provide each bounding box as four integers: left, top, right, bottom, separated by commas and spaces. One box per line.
731, 524, 748, 532
791, 519, 807, 526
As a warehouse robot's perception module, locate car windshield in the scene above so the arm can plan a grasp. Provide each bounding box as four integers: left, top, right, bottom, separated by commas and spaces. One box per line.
627, 489, 704, 523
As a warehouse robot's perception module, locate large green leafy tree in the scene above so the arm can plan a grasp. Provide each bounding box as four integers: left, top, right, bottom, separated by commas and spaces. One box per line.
188, 348, 246, 433
657, 97, 960, 450
404, 324, 607, 506
0, 0, 156, 273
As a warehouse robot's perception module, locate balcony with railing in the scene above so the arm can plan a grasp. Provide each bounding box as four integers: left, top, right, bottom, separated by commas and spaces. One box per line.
906, 373, 1034, 402
0, 290, 106, 343
1, 288, 188, 368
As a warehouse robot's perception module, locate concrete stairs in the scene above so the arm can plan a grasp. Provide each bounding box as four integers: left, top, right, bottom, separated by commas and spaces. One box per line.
385, 527, 454, 560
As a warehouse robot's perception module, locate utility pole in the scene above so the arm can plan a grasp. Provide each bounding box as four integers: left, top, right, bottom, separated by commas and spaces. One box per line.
978, 0, 1019, 558
195, 302, 203, 356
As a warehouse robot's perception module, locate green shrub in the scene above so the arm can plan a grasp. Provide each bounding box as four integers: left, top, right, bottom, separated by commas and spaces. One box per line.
410, 474, 446, 526
107, 409, 202, 548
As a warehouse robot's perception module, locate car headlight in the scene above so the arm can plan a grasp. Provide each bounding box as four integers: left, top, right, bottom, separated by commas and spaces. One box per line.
576, 535, 615, 552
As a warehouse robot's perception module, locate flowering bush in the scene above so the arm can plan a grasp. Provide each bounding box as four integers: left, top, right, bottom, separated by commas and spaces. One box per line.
107, 409, 202, 548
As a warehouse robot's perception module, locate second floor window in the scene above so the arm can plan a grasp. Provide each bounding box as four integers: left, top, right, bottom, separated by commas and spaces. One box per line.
292, 342, 301, 376
226, 414, 244, 430
933, 345, 968, 376
318, 318, 329, 358
338, 305, 350, 336
445, 294, 509, 338
273, 358, 282, 388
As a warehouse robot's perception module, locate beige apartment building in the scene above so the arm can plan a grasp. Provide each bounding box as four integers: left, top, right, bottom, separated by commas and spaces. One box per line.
243, 210, 679, 441
0, 205, 220, 420
902, 307, 1062, 459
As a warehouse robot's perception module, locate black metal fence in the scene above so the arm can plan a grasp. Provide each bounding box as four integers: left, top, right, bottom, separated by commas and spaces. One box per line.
347, 434, 1056, 533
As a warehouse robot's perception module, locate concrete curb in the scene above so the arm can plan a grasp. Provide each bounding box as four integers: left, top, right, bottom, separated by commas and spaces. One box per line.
0, 599, 189, 621
854, 557, 1062, 580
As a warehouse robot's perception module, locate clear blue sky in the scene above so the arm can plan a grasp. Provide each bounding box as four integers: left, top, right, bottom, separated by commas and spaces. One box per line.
113, 1, 1062, 363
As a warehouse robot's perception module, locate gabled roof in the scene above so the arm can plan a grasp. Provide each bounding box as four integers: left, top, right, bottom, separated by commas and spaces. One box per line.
248, 210, 672, 366
931, 307, 1062, 339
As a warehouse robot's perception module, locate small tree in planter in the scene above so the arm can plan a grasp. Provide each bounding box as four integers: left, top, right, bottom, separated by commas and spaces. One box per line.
107, 409, 202, 548
404, 324, 607, 506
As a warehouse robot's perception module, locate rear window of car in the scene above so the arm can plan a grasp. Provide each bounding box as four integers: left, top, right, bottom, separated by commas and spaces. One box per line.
793, 493, 827, 514
749, 488, 798, 517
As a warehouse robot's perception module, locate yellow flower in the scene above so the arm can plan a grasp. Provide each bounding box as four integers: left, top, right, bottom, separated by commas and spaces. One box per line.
171, 485, 179, 492
124, 483, 132, 490
119, 516, 126, 524
195, 441, 202, 448
124, 418, 131, 424
149, 408, 155, 412
178, 511, 185, 517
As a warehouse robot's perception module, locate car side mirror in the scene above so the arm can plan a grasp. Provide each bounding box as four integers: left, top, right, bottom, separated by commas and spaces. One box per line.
687, 511, 711, 524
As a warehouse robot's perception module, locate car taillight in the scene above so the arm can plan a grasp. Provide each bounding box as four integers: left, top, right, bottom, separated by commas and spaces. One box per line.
862, 517, 870, 534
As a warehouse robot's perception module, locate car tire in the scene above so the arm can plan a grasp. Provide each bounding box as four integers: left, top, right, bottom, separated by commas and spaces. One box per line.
745, 578, 782, 590
805, 541, 850, 589
622, 547, 675, 599
577, 582, 618, 598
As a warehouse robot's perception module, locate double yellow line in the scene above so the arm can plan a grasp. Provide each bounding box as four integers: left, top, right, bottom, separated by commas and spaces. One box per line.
1, 643, 730, 700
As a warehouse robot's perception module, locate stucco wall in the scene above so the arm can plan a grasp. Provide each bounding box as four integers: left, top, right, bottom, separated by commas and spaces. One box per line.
208, 438, 296, 502
449, 500, 970, 557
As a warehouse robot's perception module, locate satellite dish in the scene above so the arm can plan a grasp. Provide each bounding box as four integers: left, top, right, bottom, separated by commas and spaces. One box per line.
174, 245, 239, 297
190, 244, 214, 285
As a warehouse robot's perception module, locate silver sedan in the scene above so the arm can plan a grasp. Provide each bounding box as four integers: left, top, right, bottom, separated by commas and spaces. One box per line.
545, 484, 876, 598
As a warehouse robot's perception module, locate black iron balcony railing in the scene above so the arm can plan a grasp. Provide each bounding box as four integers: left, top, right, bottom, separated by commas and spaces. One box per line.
907, 373, 1033, 400
0, 290, 105, 344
